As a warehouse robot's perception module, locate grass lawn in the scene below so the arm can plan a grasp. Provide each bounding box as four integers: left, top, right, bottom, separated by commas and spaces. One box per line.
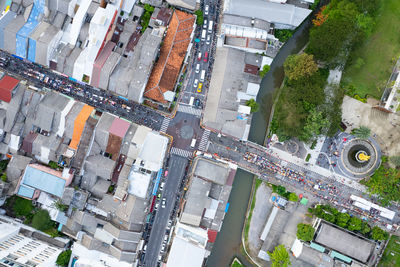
231, 258, 244, 267
379, 235, 400, 267
342, 0, 400, 99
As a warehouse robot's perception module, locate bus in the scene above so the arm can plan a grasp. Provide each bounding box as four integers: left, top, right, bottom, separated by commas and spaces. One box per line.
200, 70, 206, 82
208, 21, 213, 33
201, 29, 206, 41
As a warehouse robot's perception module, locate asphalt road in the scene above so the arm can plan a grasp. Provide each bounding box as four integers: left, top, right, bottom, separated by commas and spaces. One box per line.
180, 0, 219, 107
143, 155, 188, 267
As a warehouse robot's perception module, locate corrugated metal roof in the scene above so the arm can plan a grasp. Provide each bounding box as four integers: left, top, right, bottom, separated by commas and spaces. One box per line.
0, 75, 19, 102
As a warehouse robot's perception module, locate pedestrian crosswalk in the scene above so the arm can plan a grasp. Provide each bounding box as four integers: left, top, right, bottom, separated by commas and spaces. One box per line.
177, 104, 202, 116
198, 129, 210, 151
170, 147, 193, 158
160, 117, 171, 133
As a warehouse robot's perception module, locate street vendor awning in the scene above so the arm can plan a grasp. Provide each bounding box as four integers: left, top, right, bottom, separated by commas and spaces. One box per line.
300, 198, 308, 205
291, 239, 303, 258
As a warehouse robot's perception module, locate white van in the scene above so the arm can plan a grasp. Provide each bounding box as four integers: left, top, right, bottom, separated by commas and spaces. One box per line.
208, 20, 213, 33
206, 35, 211, 45
201, 29, 206, 41
190, 138, 197, 148
203, 19, 208, 29
195, 63, 200, 73
189, 96, 194, 106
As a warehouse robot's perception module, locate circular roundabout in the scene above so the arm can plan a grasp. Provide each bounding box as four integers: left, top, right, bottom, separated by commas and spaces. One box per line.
340, 138, 381, 178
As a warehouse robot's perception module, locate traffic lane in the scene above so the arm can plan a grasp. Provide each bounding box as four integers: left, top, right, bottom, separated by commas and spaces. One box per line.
144, 155, 188, 267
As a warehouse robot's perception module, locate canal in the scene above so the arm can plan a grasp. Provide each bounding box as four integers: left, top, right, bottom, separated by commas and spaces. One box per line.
206, 16, 313, 267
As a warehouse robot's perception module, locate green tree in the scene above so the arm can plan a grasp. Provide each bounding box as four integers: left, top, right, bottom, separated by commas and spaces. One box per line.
307, 0, 360, 66
300, 108, 329, 141
52, 199, 68, 212
360, 222, 371, 235
13, 196, 34, 217
194, 10, 204, 25
336, 212, 350, 228
361, 166, 400, 206
356, 14, 375, 37
268, 245, 291, 267
371, 226, 388, 240
274, 29, 294, 42
246, 99, 260, 113
31, 210, 53, 231
283, 53, 318, 81
56, 250, 72, 267
288, 193, 299, 202
297, 223, 315, 242
1, 173, 6, 182
347, 216, 362, 231
259, 65, 270, 78
351, 126, 371, 139
48, 161, 59, 170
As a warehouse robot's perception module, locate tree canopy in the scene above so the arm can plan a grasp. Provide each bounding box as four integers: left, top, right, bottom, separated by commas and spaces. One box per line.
268, 245, 291, 267
194, 10, 204, 25
13, 196, 34, 217
56, 250, 72, 267
259, 65, 270, 78
371, 226, 389, 240
284, 53, 318, 81
361, 166, 400, 206
297, 223, 315, 242
246, 99, 260, 113
351, 126, 371, 139
32, 210, 53, 231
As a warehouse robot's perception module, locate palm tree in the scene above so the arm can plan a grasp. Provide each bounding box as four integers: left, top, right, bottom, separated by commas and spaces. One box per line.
351, 126, 371, 139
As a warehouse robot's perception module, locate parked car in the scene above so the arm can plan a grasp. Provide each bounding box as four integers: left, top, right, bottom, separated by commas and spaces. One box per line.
203, 52, 208, 62
193, 79, 199, 88
162, 198, 166, 209
197, 82, 203, 93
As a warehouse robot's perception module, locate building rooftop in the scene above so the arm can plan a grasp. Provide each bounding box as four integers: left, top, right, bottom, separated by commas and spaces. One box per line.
224, 0, 312, 28
0, 75, 19, 103
194, 158, 230, 185
109, 117, 130, 138
166, 236, 206, 267
315, 222, 375, 263
17, 164, 71, 199
127, 167, 151, 199
144, 10, 195, 103
138, 131, 168, 172
181, 177, 212, 227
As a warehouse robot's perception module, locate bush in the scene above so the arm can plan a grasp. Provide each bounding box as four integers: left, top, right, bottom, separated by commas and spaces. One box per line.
305, 154, 311, 162
371, 226, 389, 240
297, 223, 315, 242
310, 140, 317, 149
56, 250, 72, 267
1, 173, 6, 182
288, 193, 299, 202
13, 196, 34, 217
245, 99, 260, 113
354, 94, 367, 103
274, 29, 294, 42
31, 210, 53, 231
194, 10, 204, 25
48, 161, 59, 170
259, 65, 270, 78
0, 159, 9, 171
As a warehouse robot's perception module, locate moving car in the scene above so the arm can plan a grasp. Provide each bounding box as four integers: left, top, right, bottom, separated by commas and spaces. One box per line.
194, 98, 201, 107
161, 198, 166, 209
197, 82, 203, 92
195, 63, 200, 73
205, 5, 209, 15
204, 52, 208, 62
197, 52, 202, 61
206, 35, 211, 45
193, 79, 199, 88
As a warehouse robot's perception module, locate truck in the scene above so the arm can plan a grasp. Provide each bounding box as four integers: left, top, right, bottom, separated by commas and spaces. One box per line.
190, 138, 197, 148
189, 96, 194, 106
200, 70, 206, 82
208, 20, 213, 33
201, 29, 206, 41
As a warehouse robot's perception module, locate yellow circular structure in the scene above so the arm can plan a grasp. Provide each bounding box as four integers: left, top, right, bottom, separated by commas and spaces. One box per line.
357, 152, 370, 162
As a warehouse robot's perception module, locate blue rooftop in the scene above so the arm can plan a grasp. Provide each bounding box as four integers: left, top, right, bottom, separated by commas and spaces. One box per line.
17, 184, 35, 199
21, 165, 66, 197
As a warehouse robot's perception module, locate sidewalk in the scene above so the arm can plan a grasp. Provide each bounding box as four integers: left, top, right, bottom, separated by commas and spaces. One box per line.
269, 146, 366, 192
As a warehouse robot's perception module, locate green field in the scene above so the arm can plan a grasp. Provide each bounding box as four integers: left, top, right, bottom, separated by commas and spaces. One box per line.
342, 0, 400, 99
379, 235, 400, 267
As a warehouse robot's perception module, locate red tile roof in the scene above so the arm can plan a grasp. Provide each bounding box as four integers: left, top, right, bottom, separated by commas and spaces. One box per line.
0, 75, 19, 103
144, 10, 195, 103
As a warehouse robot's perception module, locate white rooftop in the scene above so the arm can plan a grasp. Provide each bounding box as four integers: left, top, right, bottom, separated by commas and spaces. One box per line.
127, 168, 151, 198
166, 236, 206, 267
138, 131, 168, 172
71, 243, 132, 267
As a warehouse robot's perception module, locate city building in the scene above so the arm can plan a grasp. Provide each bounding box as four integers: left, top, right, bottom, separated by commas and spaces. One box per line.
0, 219, 63, 267
16, 163, 74, 200
144, 9, 195, 105
165, 0, 196, 11
203, 47, 263, 140
223, 0, 312, 30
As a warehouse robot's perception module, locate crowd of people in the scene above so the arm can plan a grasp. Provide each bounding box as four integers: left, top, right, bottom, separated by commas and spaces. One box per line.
243, 151, 396, 230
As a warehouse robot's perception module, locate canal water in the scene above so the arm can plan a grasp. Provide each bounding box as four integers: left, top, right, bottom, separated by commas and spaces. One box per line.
206, 17, 313, 267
